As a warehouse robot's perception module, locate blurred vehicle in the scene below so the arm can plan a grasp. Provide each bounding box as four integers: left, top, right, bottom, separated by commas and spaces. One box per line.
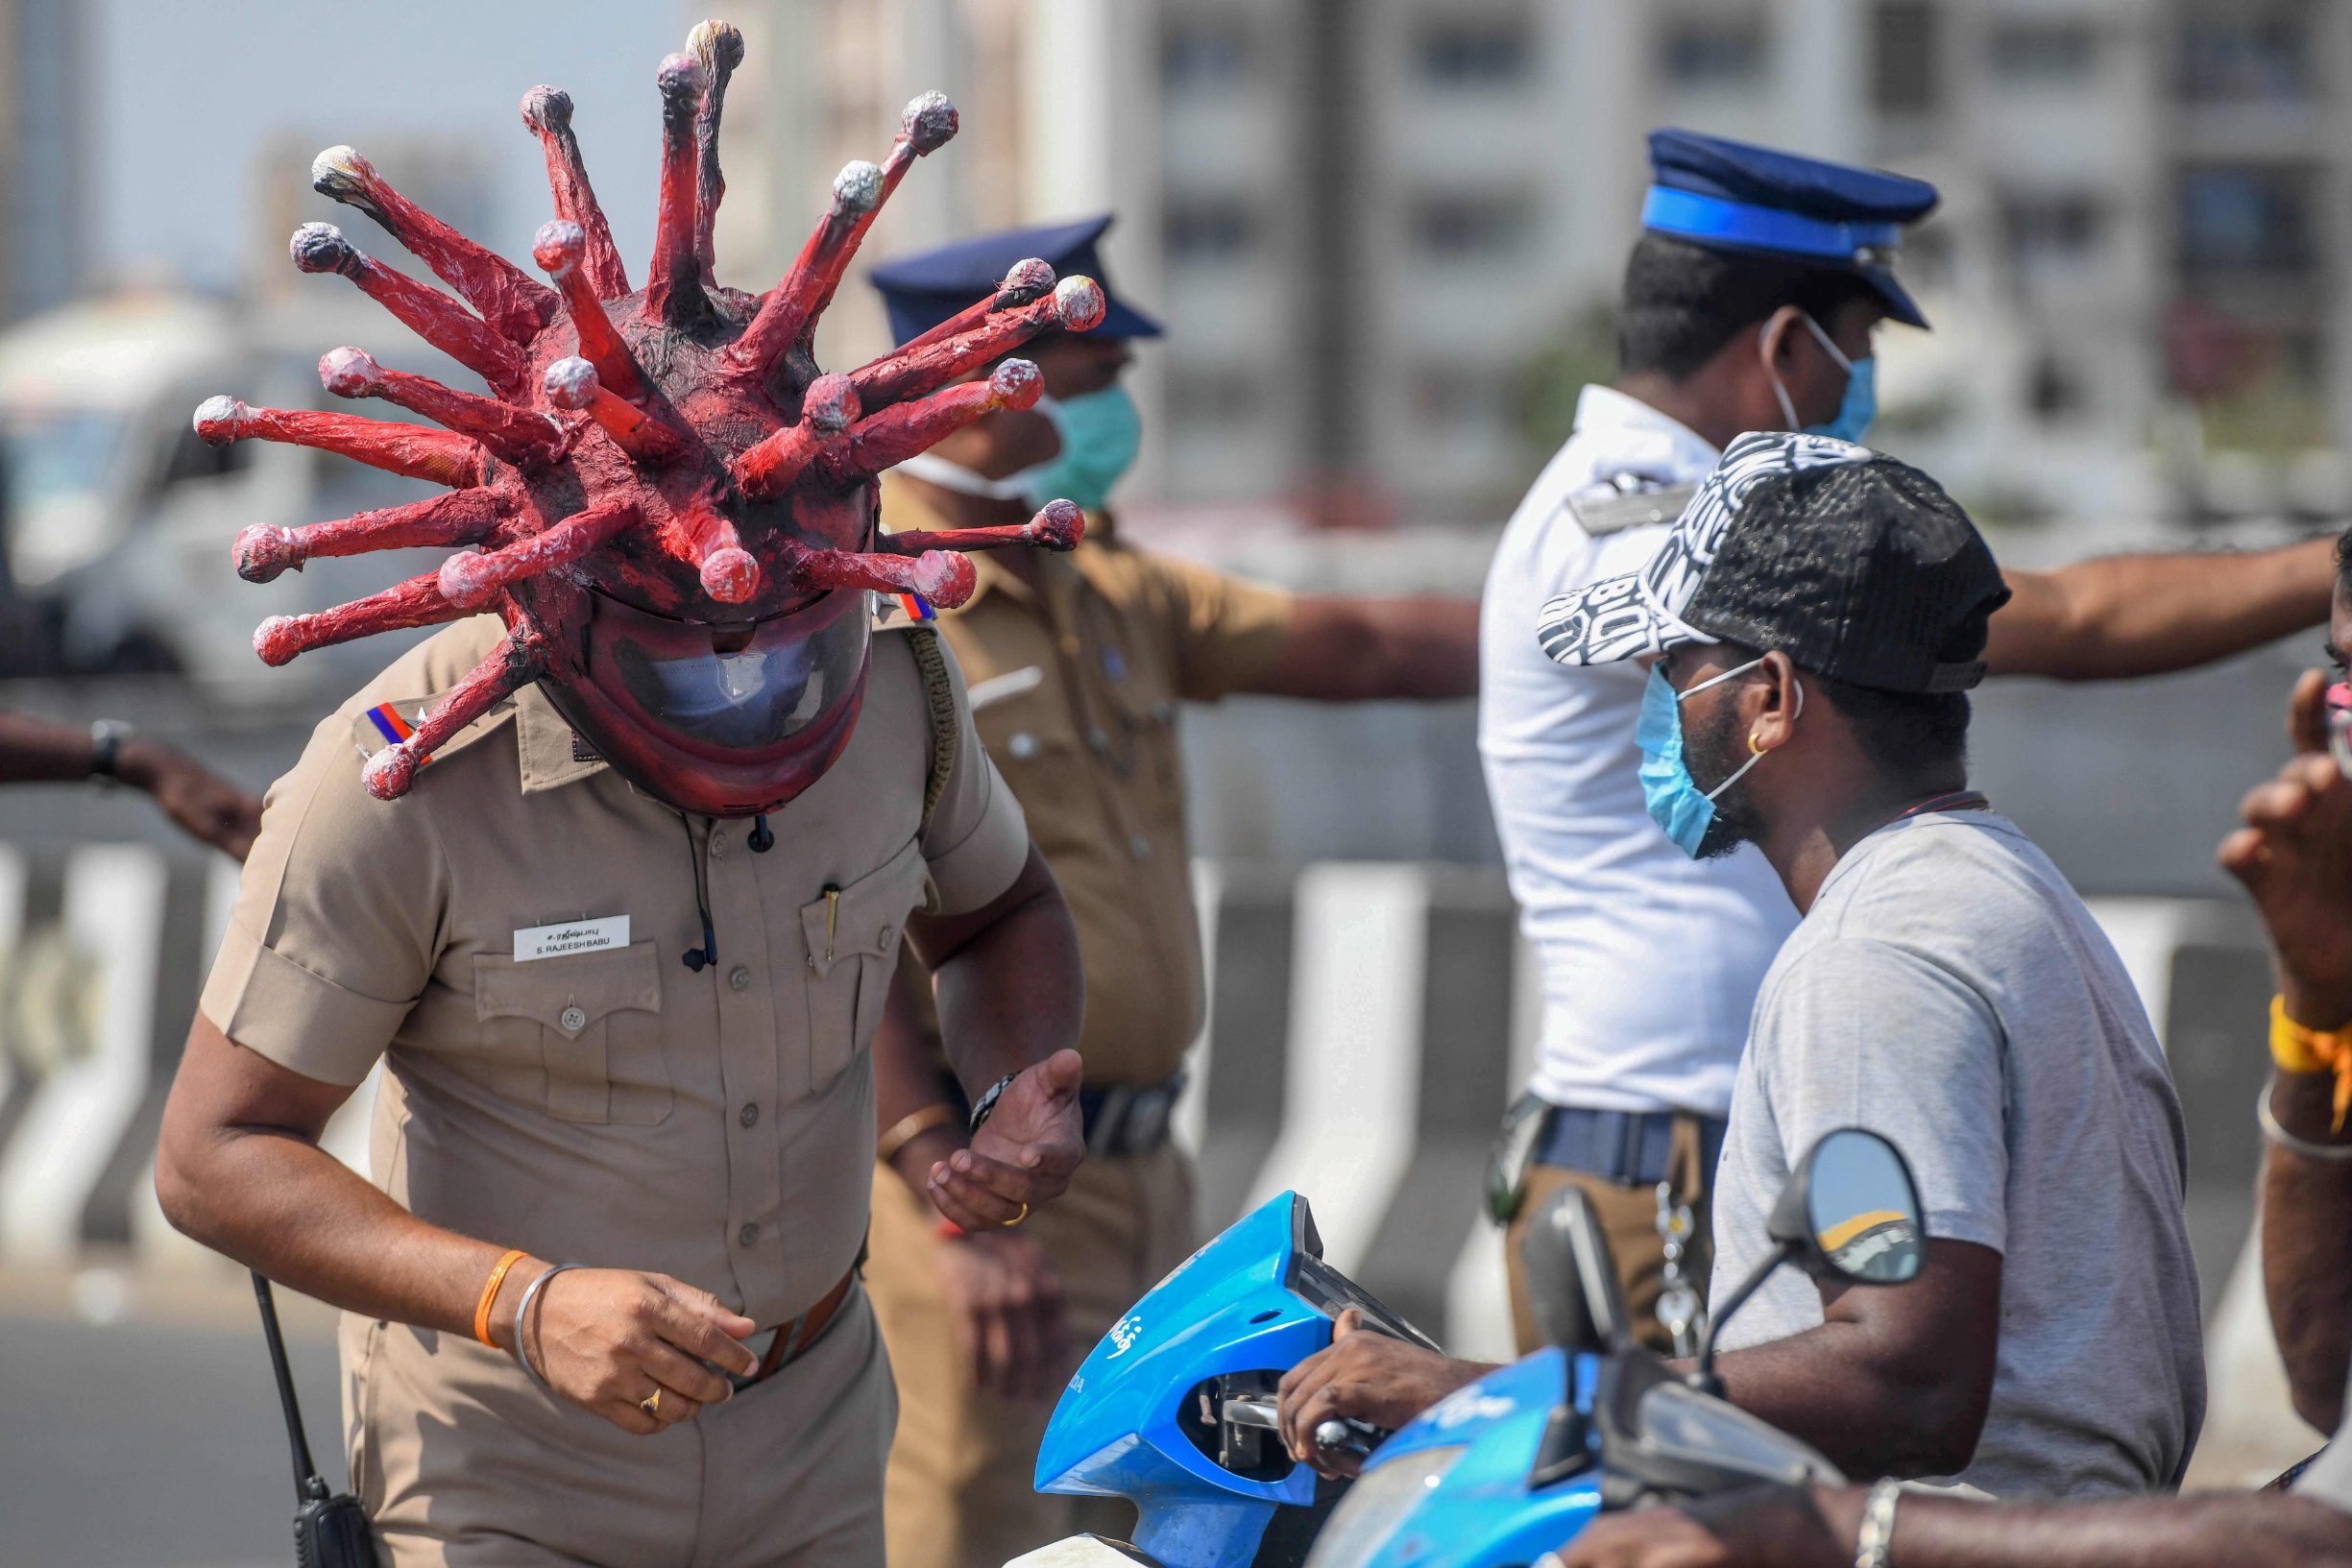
0, 291, 463, 694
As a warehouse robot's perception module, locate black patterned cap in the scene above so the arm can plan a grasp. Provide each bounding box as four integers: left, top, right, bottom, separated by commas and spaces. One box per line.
1537, 432, 2010, 694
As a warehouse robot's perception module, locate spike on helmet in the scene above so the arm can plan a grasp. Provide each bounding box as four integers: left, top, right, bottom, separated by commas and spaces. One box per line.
207, 20, 1097, 816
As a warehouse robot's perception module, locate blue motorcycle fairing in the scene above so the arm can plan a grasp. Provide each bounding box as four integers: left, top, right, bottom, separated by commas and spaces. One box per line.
1329, 1349, 1605, 1568
1035, 1193, 1334, 1568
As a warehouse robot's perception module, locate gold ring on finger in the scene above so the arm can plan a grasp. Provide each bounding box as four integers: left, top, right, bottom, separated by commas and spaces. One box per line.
640, 1387, 663, 1418
1003, 1201, 1030, 1227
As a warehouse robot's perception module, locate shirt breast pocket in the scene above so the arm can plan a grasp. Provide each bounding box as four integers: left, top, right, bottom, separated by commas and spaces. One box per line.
473, 941, 669, 1124
800, 838, 930, 1098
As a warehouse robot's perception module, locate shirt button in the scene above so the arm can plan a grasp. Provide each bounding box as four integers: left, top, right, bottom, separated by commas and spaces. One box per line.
740, 1102, 760, 1128
878, 924, 894, 947
1007, 732, 1039, 760
1085, 726, 1108, 754
738, 1223, 759, 1247
1129, 833, 1152, 860
709, 828, 727, 857
559, 1004, 587, 1032
1151, 700, 1174, 722
728, 964, 751, 991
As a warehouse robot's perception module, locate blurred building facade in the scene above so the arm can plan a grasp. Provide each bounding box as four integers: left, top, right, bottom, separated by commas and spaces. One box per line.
0, 0, 86, 324
714, 0, 2352, 532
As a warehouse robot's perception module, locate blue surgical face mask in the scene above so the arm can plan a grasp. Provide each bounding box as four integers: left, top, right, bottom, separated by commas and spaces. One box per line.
1012, 385, 1142, 511
1766, 312, 1876, 445
890, 382, 1143, 513
1637, 656, 1801, 857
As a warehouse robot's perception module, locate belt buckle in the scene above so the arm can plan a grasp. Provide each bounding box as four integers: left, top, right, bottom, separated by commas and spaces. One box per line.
1123, 1086, 1172, 1154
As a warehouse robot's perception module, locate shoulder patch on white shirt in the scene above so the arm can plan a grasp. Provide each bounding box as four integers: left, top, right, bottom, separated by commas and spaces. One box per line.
1565, 480, 1697, 538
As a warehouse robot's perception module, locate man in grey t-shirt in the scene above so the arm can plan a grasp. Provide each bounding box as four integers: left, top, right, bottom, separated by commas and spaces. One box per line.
1532, 432, 2203, 1497
1708, 808, 2203, 1497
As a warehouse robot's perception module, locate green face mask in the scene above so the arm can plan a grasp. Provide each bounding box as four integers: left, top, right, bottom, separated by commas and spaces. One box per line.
1013, 385, 1141, 512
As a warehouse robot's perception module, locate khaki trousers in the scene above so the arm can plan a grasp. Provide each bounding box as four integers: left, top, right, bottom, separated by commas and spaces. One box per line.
1503, 1120, 1714, 1356
869, 1142, 1198, 1568
343, 1288, 895, 1568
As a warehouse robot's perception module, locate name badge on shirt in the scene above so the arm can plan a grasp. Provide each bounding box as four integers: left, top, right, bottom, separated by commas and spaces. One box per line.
514, 915, 630, 962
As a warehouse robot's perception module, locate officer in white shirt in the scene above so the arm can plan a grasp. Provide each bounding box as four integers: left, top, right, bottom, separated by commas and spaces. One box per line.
1485, 129, 2340, 1353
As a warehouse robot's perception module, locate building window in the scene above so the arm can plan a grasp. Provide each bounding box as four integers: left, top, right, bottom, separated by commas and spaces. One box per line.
1165, 198, 1257, 264
1163, 16, 1252, 94
1987, 20, 2097, 83
1413, 194, 1531, 261
2000, 192, 2105, 277
2177, 7, 2317, 107
2175, 165, 2318, 276
1871, 1, 1940, 114
1658, 12, 1769, 89
1418, 12, 1532, 86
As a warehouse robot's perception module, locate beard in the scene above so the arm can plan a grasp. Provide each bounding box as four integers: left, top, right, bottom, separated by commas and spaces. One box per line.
1685, 696, 1769, 860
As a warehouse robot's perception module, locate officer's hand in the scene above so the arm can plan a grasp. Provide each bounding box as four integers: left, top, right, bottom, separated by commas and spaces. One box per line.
927, 1048, 1083, 1230
118, 739, 263, 861
936, 1227, 1071, 1400
517, 1267, 761, 1435
1277, 1310, 1491, 1478
1544, 1484, 1850, 1568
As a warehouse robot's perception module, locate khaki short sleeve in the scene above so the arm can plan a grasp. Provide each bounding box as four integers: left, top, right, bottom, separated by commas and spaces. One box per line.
915, 633, 1032, 916
1143, 552, 1296, 701
198, 716, 449, 1086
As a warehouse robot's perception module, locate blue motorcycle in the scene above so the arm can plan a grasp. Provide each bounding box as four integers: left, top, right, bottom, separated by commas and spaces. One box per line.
1013, 1126, 1926, 1568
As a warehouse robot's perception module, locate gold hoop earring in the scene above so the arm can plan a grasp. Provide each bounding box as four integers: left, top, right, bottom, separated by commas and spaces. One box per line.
1749, 733, 1766, 756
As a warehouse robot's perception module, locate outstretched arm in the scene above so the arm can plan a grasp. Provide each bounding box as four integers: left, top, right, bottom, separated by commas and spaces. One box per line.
1549, 1484, 2352, 1568
0, 712, 261, 858
1984, 536, 2333, 682
1247, 596, 1480, 701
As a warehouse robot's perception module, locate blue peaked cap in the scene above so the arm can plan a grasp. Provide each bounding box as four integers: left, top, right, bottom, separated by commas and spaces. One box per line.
868, 213, 1162, 347
1644, 129, 1939, 328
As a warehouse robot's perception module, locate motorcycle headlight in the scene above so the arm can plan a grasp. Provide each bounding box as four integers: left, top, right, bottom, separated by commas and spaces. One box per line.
1300, 1445, 1468, 1568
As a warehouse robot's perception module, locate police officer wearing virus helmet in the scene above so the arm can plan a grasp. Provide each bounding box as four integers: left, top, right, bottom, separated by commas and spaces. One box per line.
150, 33, 1094, 1562
1484, 130, 2343, 1354
861, 216, 1481, 1568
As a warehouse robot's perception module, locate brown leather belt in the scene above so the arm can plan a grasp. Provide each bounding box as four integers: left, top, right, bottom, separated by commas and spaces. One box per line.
731, 1266, 858, 1391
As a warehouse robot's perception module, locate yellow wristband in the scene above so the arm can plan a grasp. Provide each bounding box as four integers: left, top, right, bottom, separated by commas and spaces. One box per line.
878, 1102, 959, 1168
2272, 996, 2352, 1132
473, 1247, 528, 1348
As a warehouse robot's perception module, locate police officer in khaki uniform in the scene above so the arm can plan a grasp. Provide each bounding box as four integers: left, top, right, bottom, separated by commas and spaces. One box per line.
155, 606, 1089, 1567
859, 217, 1482, 1568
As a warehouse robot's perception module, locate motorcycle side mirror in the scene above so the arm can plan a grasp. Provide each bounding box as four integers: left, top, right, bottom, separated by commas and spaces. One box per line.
1771, 1126, 1928, 1288
1690, 1127, 1924, 1392
1518, 1186, 1629, 1354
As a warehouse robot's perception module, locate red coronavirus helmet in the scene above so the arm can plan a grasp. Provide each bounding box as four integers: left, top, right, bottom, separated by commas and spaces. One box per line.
206, 20, 1093, 817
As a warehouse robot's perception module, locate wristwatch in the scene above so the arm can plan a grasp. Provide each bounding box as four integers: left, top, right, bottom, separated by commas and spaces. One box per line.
967, 1072, 1018, 1133
89, 719, 132, 784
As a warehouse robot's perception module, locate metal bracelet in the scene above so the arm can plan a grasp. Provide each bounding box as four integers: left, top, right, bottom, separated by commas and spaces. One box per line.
1855, 1477, 1903, 1568
509, 1262, 581, 1388
2258, 1084, 2352, 1162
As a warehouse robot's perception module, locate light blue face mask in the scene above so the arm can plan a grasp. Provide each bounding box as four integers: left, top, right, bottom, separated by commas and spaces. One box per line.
892, 382, 1144, 514
1013, 385, 1142, 511
1637, 656, 1801, 857
1767, 312, 1877, 445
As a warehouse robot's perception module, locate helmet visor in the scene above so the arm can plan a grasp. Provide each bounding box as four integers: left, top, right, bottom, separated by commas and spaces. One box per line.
583, 588, 868, 760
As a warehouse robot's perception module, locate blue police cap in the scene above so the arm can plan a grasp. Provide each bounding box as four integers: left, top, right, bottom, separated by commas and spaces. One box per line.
869, 213, 1161, 347
1643, 129, 1939, 328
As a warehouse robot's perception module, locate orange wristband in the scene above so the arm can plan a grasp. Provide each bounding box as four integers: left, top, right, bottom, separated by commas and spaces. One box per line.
473, 1248, 528, 1347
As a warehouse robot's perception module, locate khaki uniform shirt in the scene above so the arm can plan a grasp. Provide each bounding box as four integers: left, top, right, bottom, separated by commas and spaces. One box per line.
200, 613, 1029, 1327
881, 477, 1293, 1086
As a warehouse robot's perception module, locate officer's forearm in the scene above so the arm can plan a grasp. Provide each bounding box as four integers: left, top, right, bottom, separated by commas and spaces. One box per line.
2266, 1068, 2352, 1431
1984, 537, 2333, 682
1809, 1485, 2352, 1568
872, 956, 969, 1196
920, 852, 1082, 1099
1255, 596, 1481, 701
157, 1013, 539, 1348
